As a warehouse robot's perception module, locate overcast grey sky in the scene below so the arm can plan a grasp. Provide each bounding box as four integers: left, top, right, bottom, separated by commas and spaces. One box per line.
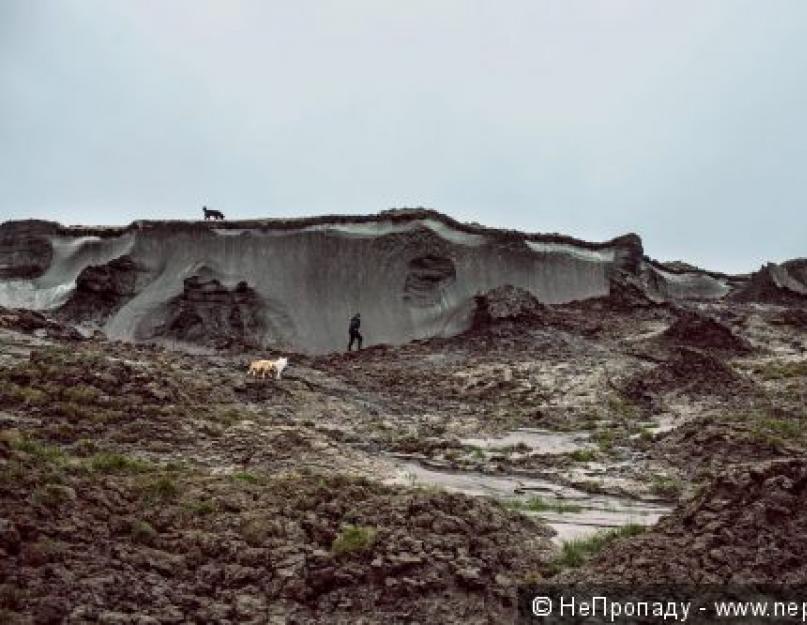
1, 1, 805, 273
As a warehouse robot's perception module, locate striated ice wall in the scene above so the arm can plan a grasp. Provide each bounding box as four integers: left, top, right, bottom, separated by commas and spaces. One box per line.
0, 213, 642, 352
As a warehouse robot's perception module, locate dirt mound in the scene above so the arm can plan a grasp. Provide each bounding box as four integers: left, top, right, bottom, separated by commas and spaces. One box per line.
660, 310, 750, 353
650, 418, 800, 477
0, 307, 84, 341
774, 307, 807, 330
621, 348, 747, 403
0, 345, 243, 451
563, 458, 807, 584
0, 440, 551, 624
470, 285, 548, 330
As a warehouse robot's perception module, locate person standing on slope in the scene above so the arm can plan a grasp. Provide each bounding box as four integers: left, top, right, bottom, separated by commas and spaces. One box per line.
348, 313, 363, 351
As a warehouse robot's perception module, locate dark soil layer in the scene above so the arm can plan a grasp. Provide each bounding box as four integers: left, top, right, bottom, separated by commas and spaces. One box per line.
59, 256, 149, 324
0, 307, 84, 341
621, 348, 750, 404
0, 438, 551, 625
561, 458, 807, 584
660, 310, 750, 354
650, 417, 803, 478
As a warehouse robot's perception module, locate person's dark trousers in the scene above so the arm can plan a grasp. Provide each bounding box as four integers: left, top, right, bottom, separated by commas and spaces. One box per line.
348, 330, 363, 351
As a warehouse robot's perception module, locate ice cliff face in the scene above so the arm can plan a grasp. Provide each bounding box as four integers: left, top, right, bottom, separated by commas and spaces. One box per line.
0, 210, 783, 353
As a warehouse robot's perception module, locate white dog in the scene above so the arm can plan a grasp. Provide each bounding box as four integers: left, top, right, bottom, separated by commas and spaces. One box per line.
247, 357, 289, 380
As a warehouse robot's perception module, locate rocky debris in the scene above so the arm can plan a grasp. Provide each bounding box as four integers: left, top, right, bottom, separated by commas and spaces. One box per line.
0, 345, 238, 450
566, 271, 663, 315
731, 259, 807, 305
470, 285, 548, 330
0, 220, 58, 280
650, 417, 801, 478
602, 273, 663, 310
660, 310, 751, 354
1, 283, 806, 619
562, 458, 807, 584
774, 307, 807, 330
621, 347, 748, 404
0, 442, 552, 624
0, 307, 84, 341
149, 276, 266, 350
59, 255, 150, 323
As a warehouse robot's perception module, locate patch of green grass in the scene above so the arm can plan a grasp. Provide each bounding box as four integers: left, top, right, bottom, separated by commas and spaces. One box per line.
727, 408, 807, 449
62, 384, 101, 404
649, 474, 683, 499
232, 471, 261, 484
331, 525, 377, 556
751, 360, 807, 381
591, 429, 617, 453
140, 475, 179, 502
637, 427, 655, 442
0, 382, 48, 406
10, 437, 65, 464
508, 496, 583, 514
88, 452, 152, 474
754, 417, 801, 439
568, 448, 597, 462
31, 483, 74, 508
130, 520, 157, 545
550, 524, 646, 571
184, 498, 216, 516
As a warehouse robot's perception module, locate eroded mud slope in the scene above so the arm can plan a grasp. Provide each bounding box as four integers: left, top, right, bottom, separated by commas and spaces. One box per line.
2, 211, 644, 352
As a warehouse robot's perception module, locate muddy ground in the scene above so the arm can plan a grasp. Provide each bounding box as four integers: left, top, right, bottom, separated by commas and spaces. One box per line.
0, 290, 806, 623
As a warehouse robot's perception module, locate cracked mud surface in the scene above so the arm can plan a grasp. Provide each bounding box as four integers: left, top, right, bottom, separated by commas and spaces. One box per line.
0, 288, 805, 623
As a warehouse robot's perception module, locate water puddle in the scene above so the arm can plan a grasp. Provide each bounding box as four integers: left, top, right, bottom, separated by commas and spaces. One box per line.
390, 460, 670, 545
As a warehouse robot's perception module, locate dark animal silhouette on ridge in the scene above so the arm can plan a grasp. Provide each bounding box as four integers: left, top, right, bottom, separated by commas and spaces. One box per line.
203, 206, 225, 221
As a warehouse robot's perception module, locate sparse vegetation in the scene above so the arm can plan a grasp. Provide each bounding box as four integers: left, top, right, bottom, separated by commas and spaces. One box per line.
88, 452, 152, 474
549, 524, 646, 572
140, 475, 179, 502
508, 495, 583, 514
649, 474, 683, 499
232, 471, 261, 484
31, 483, 74, 508
568, 448, 597, 462
331, 525, 377, 555
184, 497, 216, 516
750, 360, 807, 381
130, 519, 157, 545
592, 429, 617, 453
10, 437, 65, 464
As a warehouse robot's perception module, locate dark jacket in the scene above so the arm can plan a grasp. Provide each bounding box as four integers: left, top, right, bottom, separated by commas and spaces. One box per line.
349, 315, 361, 333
